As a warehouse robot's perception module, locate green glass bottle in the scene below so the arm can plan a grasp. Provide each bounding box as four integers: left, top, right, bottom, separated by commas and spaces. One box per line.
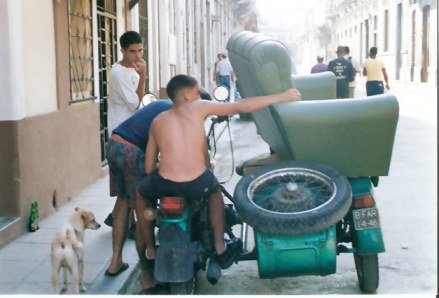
34, 201, 40, 230
28, 202, 37, 232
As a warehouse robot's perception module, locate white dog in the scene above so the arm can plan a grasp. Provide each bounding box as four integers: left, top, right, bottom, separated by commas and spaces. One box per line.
51, 207, 101, 294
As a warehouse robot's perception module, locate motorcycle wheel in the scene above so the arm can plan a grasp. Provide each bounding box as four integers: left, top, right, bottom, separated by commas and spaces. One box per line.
354, 254, 379, 294
233, 161, 352, 235
169, 278, 195, 295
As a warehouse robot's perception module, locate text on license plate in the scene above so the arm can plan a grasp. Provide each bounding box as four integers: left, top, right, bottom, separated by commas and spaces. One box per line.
353, 207, 380, 230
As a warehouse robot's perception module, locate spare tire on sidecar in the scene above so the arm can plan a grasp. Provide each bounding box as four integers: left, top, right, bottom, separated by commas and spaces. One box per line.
233, 160, 352, 235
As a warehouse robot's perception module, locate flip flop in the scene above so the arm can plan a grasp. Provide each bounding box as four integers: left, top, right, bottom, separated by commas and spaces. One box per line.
104, 262, 129, 277
104, 213, 113, 227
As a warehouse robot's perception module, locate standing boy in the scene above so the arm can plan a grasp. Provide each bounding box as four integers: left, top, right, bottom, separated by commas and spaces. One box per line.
105, 30, 146, 277
106, 100, 172, 291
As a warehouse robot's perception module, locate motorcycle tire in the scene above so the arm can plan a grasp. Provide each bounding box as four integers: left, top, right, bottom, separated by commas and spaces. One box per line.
354, 254, 379, 294
233, 161, 352, 235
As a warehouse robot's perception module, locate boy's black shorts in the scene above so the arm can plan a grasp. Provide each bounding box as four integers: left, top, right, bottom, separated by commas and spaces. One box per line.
138, 169, 220, 201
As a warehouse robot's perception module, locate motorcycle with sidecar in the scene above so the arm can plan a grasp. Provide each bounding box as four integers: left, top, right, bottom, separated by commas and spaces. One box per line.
142, 31, 399, 295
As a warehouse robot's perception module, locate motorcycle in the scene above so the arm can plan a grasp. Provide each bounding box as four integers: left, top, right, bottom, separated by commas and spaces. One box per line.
142, 86, 243, 294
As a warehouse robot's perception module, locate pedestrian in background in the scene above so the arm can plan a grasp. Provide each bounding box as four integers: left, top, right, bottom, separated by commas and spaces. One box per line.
310, 56, 328, 74
363, 47, 390, 96
213, 53, 223, 86
215, 53, 234, 101
327, 46, 355, 98
343, 46, 362, 97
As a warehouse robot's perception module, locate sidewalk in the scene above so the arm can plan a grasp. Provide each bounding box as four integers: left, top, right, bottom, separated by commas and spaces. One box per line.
0, 175, 138, 295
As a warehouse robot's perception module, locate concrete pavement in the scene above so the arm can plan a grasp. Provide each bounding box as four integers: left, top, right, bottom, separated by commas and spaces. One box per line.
0, 175, 139, 295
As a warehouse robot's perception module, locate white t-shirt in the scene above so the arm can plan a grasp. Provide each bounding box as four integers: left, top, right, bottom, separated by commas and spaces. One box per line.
344, 55, 362, 87
216, 59, 234, 76
107, 63, 140, 136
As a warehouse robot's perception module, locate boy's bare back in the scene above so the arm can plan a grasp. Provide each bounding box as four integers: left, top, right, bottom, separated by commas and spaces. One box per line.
147, 100, 210, 182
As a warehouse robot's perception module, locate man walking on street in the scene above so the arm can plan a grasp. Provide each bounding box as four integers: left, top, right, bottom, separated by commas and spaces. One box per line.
363, 47, 389, 96
327, 46, 355, 98
215, 54, 234, 101
311, 56, 328, 74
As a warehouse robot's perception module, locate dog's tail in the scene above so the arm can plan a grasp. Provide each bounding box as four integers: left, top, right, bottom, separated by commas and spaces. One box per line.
59, 227, 83, 250
60, 228, 74, 249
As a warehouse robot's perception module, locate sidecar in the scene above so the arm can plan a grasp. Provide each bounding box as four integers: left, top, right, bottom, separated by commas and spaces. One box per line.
227, 31, 399, 293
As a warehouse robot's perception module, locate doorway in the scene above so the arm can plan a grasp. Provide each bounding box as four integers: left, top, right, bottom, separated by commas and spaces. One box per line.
138, 0, 150, 92
395, 3, 402, 80
421, 5, 430, 82
411, 10, 416, 82
97, 0, 118, 164
364, 19, 369, 58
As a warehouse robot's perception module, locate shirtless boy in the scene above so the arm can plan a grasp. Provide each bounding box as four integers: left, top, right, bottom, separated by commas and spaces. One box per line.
138, 74, 301, 270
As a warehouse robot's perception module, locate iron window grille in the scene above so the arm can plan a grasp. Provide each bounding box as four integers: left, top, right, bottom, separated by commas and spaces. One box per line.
68, 0, 96, 102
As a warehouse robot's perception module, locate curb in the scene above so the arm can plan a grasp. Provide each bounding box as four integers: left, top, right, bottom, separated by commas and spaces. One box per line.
117, 262, 141, 294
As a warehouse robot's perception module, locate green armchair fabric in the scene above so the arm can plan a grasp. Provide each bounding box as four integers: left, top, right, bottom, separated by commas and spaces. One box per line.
226, 31, 399, 177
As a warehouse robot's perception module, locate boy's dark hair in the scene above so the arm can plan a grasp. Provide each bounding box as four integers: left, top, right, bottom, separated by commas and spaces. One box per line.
370, 47, 378, 56
119, 31, 143, 49
166, 75, 198, 101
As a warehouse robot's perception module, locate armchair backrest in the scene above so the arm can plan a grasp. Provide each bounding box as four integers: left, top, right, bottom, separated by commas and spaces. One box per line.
227, 31, 399, 176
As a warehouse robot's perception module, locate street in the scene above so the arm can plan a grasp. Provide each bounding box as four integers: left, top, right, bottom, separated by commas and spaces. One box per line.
121, 79, 437, 295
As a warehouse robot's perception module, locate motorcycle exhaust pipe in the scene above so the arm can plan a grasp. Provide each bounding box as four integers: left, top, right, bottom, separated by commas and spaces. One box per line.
206, 258, 221, 285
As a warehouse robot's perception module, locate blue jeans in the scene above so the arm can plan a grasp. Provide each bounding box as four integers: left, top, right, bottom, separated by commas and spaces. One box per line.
219, 75, 231, 100
366, 81, 384, 96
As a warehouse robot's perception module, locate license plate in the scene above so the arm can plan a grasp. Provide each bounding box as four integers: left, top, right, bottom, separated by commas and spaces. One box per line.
353, 207, 380, 230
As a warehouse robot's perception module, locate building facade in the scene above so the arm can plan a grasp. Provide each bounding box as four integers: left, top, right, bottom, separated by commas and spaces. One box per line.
0, 0, 250, 247
326, 0, 437, 85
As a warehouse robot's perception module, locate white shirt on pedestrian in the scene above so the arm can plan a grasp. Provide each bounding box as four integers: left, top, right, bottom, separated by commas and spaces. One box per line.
107, 63, 140, 136
216, 59, 234, 76
344, 55, 362, 87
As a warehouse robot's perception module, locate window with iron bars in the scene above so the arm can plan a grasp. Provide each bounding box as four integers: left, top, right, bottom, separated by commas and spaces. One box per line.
68, 0, 96, 102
